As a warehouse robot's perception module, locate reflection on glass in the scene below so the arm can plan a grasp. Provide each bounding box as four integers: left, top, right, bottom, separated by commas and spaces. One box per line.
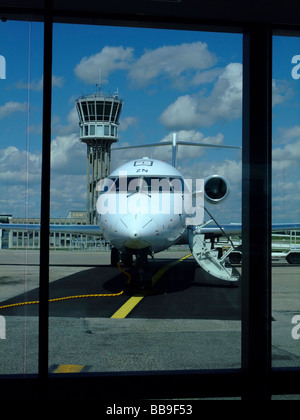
272, 35, 300, 368
48, 24, 242, 373
0, 21, 43, 374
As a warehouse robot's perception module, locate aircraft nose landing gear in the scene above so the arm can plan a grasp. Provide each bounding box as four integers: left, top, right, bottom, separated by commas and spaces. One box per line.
135, 253, 153, 290
111, 247, 153, 290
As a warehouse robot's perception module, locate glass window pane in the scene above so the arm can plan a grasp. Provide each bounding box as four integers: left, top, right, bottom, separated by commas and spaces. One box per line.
50, 23, 242, 374
81, 102, 88, 119
104, 102, 111, 121
104, 125, 109, 135
272, 35, 300, 368
0, 21, 43, 374
112, 102, 118, 122
96, 124, 103, 136
96, 103, 103, 119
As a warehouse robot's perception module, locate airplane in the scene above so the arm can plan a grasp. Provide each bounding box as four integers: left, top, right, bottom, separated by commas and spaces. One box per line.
1, 136, 300, 287
96, 154, 300, 284
96, 155, 238, 284
0, 154, 240, 285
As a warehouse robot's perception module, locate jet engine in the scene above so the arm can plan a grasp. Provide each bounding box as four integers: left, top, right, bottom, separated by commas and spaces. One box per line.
204, 175, 230, 204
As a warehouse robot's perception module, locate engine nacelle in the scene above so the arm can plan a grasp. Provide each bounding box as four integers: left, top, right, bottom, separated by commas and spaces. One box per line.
204, 175, 230, 204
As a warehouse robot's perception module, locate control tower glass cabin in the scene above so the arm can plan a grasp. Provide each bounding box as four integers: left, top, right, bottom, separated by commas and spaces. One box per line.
75, 92, 123, 225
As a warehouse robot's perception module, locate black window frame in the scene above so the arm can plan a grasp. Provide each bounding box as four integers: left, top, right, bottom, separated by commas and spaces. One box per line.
0, 3, 299, 401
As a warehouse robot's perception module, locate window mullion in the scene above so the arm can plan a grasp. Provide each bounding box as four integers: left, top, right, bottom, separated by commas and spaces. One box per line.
242, 24, 273, 400
39, 1, 53, 397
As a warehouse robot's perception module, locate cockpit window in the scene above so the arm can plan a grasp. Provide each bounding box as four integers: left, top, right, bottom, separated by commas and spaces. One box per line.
100, 176, 185, 194
116, 177, 142, 193
144, 177, 185, 194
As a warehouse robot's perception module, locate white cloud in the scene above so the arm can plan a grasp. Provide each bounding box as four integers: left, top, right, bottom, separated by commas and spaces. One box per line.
50, 174, 86, 215
0, 134, 87, 217
14, 75, 64, 91
52, 106, 79, 136
0, 146, 41, 185
176, 158, 242, 224
0, 146, 18, 160
271, 133, 300, 222
160, 63, 243, 129
50, 133, 86, 174
49, 134, 96, 215
74, 42, 218, 90
128, 42, 217, 88
119, 116, 138, 131
111, 130, 225, 170
156, 130, 224, 162
160, 67, 295, 131
272, 179, 300, 222
272, 79, 293, 106
178, 157, 242, 185
52, 75, 65, 89
274, 125, 300, 145
49, 134, 87, 215
160, 95, 199, 129
74, 46, 134, 85
272, 159, 295, 172
190, 68, 223, 86
0, 145, 42, 216
0, 101, 27, 119
272, 139, 300, 162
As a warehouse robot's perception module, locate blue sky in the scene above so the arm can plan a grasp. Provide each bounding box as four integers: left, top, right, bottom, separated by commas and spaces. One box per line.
0, 21, 299, 223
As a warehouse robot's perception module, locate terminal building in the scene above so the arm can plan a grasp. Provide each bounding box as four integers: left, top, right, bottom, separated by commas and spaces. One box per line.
0, 211, 108, 251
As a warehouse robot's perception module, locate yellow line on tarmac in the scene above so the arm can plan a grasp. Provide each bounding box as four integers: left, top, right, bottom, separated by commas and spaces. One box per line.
152, 253, 192, 288
53, 364, 85, 373
111, 253, 192, 319
111, 294, 145, 319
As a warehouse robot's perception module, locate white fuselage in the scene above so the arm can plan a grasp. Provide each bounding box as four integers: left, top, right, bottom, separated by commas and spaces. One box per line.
97, 158, 191, 255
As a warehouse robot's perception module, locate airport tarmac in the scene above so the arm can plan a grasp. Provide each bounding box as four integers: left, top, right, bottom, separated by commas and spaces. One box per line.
0, 249, 299, 375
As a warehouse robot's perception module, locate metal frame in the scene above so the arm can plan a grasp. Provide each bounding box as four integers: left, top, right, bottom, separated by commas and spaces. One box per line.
0, 1, 299, 401
38, 0, 52, 399
242, 25, 273, 400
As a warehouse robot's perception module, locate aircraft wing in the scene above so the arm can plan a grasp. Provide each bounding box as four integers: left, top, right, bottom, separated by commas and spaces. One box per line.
197, 223, 242, 235
271, 223, 300, 232
196, 222, 300, 236
1, 222, 300, 237
0, 223, 102, 236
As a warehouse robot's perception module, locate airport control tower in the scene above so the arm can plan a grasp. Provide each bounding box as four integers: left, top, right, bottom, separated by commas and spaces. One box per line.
75, 91, 123, 224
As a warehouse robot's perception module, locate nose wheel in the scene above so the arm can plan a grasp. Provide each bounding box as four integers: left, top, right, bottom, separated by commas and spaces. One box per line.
136, 267, 152, 290
135, 254, 151, 289
112, 247, 153, 289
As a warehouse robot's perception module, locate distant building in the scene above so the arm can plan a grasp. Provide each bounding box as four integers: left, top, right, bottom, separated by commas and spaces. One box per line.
0, 215, 12, 250
0, 212, 108, 251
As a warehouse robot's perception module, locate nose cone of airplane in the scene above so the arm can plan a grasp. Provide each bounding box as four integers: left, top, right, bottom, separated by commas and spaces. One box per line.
117, 214, 158, 250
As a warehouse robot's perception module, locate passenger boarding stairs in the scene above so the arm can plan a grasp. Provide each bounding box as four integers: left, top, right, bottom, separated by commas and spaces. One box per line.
188, 224, 240, 282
